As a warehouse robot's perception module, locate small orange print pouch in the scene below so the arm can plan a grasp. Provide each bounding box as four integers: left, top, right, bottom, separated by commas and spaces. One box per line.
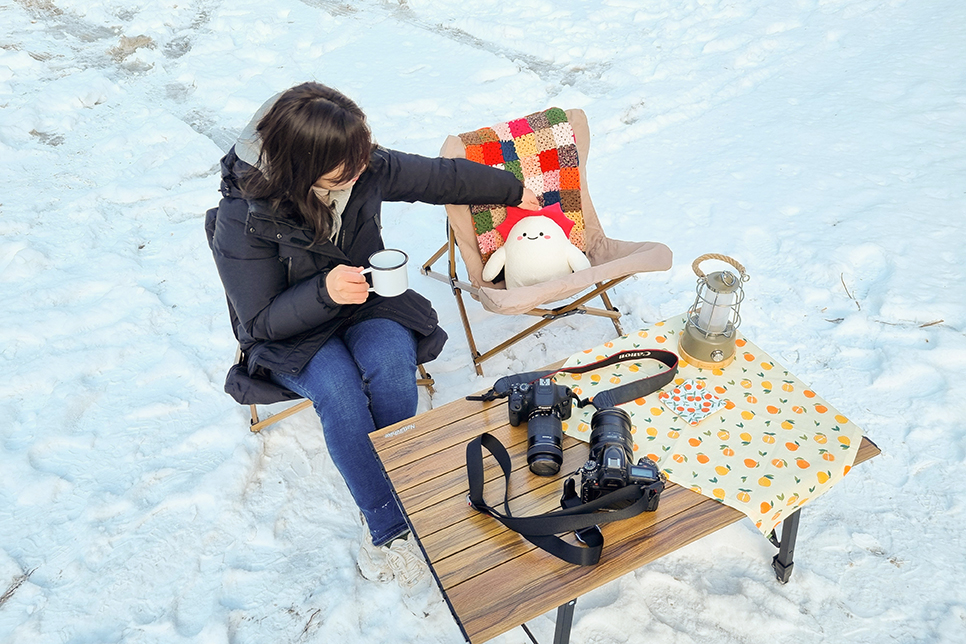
659, 379, 726, 426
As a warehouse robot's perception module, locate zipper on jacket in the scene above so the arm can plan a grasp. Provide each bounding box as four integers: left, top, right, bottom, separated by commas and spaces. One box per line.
337, 218, 349, 248
277, 256, 293, 284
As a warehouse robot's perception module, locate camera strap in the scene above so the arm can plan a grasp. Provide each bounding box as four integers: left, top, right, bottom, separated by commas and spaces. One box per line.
467, 349, 679, 409
552, 348, 679, 409
465, 432, 663, 566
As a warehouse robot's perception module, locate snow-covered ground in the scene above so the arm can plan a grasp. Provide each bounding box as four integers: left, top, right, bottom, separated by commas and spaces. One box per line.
1, 0, 964, 642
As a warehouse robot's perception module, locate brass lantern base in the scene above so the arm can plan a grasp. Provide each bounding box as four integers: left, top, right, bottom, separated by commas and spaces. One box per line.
678, 323, 737, 370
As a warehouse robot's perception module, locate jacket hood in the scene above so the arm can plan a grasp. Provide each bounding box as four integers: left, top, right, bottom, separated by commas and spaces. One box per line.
234, 90, 284, 168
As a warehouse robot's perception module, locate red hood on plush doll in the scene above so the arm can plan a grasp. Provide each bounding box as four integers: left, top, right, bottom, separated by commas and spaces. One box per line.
496, 203, 577, 240
482, 203, 591, 288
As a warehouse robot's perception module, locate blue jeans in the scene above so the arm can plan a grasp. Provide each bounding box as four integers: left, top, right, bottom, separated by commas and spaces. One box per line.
271, 318, 417, 546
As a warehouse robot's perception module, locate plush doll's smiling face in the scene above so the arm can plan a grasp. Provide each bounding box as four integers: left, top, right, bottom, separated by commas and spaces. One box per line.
510, 216, 563, 244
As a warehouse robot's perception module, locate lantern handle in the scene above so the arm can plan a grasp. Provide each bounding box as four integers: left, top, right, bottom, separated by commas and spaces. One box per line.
691, 253, 749, 282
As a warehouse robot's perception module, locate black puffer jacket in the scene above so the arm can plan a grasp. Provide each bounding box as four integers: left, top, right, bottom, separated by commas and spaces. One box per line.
207, 145, 524, 402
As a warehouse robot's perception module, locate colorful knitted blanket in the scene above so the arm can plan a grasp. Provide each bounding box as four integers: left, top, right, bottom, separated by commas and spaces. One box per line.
458, 108, 586, 265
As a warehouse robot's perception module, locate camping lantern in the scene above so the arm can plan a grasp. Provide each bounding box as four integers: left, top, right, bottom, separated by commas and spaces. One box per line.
678, 254, 749, 369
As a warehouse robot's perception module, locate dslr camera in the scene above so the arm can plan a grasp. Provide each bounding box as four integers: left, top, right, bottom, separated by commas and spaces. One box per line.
579, 407, 665, 510
507, 378, 573, 476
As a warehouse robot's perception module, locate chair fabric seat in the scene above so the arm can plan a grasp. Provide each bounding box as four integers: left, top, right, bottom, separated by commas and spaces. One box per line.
476, 238, 671, 315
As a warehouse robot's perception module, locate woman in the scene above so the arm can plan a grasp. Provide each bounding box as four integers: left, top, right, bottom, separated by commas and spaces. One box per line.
208, 82, 537, 590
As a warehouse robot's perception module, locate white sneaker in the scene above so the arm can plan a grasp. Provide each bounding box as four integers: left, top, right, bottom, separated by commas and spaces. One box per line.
386, 536, 441, 617
357, 530, 395, 583
386, 536, 429, 590
356, 520, 441, 616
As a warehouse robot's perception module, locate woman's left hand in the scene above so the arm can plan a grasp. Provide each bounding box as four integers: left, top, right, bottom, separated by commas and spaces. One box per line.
517, 188, 540, 210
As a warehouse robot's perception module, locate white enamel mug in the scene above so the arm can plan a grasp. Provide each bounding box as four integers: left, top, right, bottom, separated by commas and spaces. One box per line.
361, 249, 409, 297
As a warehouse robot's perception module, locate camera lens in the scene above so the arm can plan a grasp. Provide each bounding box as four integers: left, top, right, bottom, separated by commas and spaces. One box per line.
526, 413, 563, 476
589, 407, 634, 462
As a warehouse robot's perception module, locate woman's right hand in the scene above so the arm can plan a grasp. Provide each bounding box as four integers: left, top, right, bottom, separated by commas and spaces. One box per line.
517, 187, 540, 210
326, 264, 370, 305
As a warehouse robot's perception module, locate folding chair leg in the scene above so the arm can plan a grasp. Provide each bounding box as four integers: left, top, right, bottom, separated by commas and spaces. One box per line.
421, 228, 487, 376
453, 286, 485, 376
475, 279, 627, 373
597, 288, 624, 336
249, 399, 313, 433
417, 364, 436, 396
421, 241, 449, 276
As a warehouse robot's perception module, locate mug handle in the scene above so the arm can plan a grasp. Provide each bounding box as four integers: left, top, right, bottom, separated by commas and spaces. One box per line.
360, 267, 376, 293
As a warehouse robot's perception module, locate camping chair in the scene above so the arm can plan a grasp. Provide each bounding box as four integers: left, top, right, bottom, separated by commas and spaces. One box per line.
204, 208, 435, 433
421, 108, 672, 375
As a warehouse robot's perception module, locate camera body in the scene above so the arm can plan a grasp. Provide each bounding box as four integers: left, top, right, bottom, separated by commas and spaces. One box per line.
507, 378, 573, 427
579, 407, 665, 510
507, 378, 573, 476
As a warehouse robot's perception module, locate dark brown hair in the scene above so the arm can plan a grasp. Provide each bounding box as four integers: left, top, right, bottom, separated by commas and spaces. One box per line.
242, 82, 374, 244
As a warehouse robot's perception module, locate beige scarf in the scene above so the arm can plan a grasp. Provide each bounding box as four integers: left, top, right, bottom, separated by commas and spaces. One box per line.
311, 185, 353, 242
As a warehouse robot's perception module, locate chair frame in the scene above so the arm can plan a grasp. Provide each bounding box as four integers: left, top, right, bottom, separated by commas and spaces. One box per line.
421, 224, 624, 376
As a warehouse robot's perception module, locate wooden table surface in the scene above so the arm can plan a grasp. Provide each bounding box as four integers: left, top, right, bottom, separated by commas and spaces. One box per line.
371, 390, 880, 644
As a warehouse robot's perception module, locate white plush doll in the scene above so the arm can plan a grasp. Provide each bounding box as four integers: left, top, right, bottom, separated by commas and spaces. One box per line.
482, 203, 591, 288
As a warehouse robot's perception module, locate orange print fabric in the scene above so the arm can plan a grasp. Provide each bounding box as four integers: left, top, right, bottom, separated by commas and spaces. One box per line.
555, 314, 865, 535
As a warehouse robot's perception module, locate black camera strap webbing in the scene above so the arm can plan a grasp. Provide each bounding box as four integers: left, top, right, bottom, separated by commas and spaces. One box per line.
467, 349, 679, 409
549, 349, 679, 409
465, 432, 661, 566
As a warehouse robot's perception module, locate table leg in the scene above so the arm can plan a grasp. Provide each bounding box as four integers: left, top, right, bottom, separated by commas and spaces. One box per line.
771, 510, 801, 584
553, 599, 577, 644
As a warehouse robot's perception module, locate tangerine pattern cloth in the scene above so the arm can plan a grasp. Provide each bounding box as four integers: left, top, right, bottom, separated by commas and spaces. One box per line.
555, 314, 864, 535
458, 108, 586, 264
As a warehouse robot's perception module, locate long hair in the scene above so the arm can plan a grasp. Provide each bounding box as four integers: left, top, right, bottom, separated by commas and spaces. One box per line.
242, 82, 374, 244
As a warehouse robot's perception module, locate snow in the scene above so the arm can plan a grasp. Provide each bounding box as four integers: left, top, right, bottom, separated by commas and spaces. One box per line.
1, 0, 964, 642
